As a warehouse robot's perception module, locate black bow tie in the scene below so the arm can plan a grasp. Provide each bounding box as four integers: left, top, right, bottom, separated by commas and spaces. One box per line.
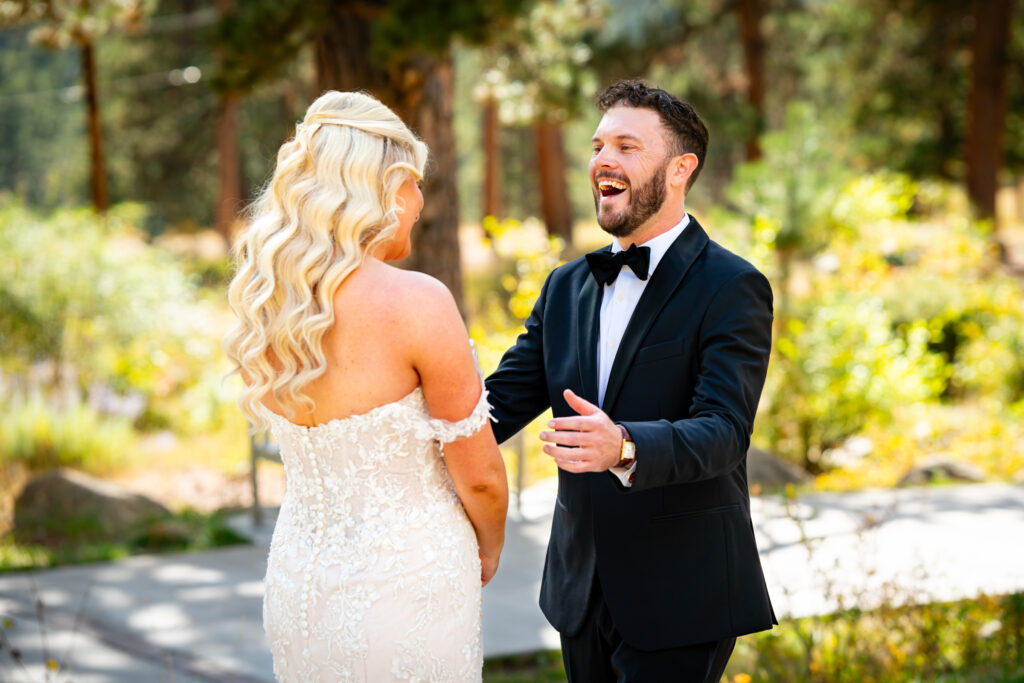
586, 243, 651, 286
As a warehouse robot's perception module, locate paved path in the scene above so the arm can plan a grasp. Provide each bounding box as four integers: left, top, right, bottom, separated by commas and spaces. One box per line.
0, 481, 1021, 681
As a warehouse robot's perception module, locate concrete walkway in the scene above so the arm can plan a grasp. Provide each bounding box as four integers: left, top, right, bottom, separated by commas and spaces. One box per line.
0, 481, 1021, 681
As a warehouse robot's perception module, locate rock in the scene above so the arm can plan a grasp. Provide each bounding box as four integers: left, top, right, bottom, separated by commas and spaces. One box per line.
14, 468, 170, 544
747, 447, 812, 491
897, 456, 986, 487
134, 518, 194, 550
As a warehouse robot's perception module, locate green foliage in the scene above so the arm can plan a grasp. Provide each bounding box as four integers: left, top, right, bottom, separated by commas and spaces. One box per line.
762, 293, 946, 469
0, 394, 134, 472
728, 102, 852, 259
0, 201, 231, 433
480, 592, 1024, 682
468, 216, 565, 378
483, 650, 566, 682
212, 0, 315, 93
0, 509, 247, 572
129, 508, 248, 552
477, 0, 603, 124
375, 0, 534, 59
0, 0, 156, 47
749, 172, 1024, 475
0, 27, 86, 208
214, 0, 533, 92
465, 217, 565, 489
728, 593, 1024, 682
872, 221, 1024, 403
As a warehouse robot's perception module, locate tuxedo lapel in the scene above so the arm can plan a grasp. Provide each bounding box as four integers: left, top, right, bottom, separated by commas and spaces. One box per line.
576, 248, 607, 405
602, 219, 710, 415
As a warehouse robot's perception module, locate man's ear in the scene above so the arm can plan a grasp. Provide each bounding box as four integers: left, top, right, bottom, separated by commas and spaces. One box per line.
668, 153, 699, 190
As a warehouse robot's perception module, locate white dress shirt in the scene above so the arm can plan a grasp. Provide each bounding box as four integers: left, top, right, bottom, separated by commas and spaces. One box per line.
600, 214, 690, 486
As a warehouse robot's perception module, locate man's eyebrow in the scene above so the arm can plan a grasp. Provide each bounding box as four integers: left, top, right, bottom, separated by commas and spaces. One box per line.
591, 133, 644, 144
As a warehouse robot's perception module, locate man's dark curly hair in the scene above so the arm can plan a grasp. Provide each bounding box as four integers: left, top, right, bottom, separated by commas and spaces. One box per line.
596, 79, 709, 190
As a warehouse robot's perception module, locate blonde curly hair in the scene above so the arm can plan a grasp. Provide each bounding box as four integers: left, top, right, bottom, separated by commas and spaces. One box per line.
224, 91, 428, 429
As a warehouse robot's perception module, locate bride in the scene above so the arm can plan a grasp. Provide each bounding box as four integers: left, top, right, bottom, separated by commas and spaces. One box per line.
224, 91, 508, 682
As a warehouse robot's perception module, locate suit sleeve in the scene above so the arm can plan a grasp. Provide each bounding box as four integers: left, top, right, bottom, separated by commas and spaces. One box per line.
484, 272, 554, 444
619, 269, 773, 491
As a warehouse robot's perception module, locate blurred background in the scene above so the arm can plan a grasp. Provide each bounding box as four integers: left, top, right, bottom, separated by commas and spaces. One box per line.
0, 0, 1022, 680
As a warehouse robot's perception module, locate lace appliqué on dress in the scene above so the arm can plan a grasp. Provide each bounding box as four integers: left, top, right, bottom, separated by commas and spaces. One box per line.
429, 384, 493, 444
261, 376, 491, 682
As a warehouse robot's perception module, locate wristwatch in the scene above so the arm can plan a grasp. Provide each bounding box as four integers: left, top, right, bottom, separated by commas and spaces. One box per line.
615, 425, 636, 469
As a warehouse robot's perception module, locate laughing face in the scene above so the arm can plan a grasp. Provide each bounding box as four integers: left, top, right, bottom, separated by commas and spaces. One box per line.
590, 106, 674, 239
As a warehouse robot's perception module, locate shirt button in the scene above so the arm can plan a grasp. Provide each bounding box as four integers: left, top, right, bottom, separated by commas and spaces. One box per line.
616, 295, 625, 302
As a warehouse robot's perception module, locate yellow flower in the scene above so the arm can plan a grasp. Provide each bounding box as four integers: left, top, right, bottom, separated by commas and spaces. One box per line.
733, 674, 752, 683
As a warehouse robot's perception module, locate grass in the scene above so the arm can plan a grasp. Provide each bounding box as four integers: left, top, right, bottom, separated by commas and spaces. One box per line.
0, 508, 249, 573
483, 650, 566, 682
480, 593, 1024, 683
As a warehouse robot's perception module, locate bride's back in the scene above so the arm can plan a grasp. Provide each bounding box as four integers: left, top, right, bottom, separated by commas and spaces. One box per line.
265, 257, 426, 427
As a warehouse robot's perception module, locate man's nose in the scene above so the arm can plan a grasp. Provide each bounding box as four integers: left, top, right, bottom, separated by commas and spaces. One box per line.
592, 147, 616, 169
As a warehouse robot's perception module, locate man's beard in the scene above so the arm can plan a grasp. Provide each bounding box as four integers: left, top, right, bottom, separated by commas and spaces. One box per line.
593, 164, 667, 238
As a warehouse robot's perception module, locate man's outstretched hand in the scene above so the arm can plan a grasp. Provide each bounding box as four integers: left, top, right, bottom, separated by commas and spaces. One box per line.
539, 389, 623, 473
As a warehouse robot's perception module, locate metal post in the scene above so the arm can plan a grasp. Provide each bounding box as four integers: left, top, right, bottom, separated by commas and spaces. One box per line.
250, 433, 263, 527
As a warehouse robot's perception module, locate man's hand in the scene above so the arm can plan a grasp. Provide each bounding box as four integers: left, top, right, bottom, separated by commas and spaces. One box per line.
539, 389, 623, 473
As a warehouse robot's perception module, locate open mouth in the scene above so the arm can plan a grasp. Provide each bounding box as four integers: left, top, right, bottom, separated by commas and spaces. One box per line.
597, 178, 628, 198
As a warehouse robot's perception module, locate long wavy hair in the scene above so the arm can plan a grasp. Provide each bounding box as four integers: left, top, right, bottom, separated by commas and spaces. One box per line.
223, 91, 428, 429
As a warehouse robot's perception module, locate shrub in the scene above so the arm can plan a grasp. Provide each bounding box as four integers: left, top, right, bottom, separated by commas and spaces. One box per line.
0, 393, 134, 473
748, 172, 1023, 476
758, 291, 947, 471
0, 201, 231, 434
727, 592, 1024, 682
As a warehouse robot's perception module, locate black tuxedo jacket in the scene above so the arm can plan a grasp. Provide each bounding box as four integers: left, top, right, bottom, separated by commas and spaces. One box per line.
485, 217, 777, 650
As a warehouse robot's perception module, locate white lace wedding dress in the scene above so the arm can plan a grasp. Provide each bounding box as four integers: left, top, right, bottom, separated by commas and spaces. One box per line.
260, 381, 491, 682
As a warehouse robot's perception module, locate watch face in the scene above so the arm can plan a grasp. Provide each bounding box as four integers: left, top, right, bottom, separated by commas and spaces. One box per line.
622, 440, 636, 461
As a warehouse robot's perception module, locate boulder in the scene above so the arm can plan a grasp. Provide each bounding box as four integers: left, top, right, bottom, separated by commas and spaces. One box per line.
747, 447, 812, 491
896, 456, 986, 487
13, 468, 169, 544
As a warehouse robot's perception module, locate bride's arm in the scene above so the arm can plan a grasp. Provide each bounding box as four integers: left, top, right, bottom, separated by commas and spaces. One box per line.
406, 276, 508, 586
444, 423, 507, 586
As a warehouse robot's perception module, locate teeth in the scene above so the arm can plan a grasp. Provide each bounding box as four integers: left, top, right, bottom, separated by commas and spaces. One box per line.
598, 179, 628, 191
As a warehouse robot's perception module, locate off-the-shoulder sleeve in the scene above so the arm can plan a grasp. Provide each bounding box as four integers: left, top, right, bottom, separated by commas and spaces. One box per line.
427, 376, 493, 443
427, 341, 494, 443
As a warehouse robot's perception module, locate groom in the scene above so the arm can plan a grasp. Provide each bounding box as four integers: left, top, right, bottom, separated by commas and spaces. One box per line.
486, 80, 776, 681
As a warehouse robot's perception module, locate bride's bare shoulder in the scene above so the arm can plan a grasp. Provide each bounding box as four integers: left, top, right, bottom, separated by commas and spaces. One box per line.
339, 259, 461, 329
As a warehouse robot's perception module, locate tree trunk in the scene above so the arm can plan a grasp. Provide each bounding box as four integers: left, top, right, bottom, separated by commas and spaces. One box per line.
930, 2, 962, 181
534, 119, 573, 247
81, 40, 108, 213
482, 96, 501, 225
215, 91, 243, 241
966, 0, 1013, 236
736, 0, 765, 161
214, 0, 243, 242
314, 5, 464, 314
